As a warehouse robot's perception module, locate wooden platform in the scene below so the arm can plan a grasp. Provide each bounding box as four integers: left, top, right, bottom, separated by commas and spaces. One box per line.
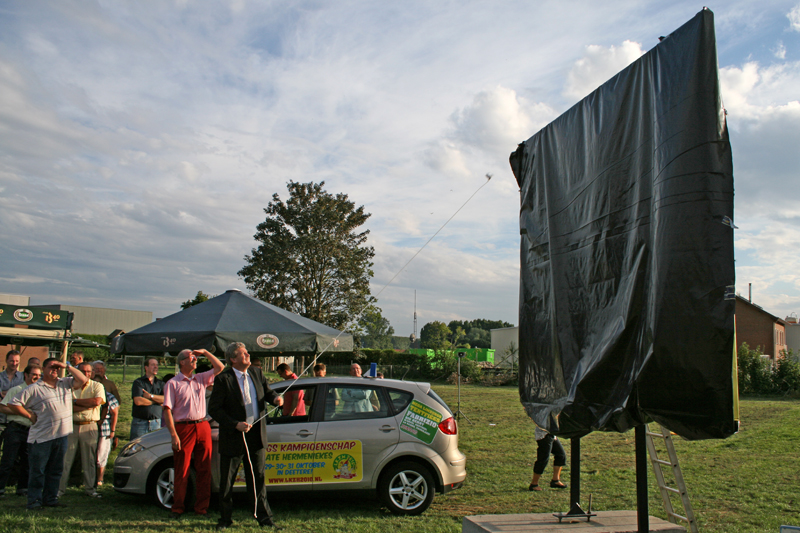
463, 510, 686, 533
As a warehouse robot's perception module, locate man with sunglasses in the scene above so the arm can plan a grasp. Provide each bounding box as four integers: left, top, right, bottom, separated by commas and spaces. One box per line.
0, 364, 42, 497
7, 358, 89, 510
163, 348, 224, 519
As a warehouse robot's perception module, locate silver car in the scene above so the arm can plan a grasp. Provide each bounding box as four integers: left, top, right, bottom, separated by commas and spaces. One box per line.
113, 377, 466, 515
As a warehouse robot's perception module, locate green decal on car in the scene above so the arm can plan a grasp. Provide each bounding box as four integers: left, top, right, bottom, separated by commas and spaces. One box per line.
399, 400, 443, 444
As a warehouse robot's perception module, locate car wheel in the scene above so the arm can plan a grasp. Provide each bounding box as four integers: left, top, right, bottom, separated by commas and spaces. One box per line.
378, 461, 435, 515
148, 460, 195, 511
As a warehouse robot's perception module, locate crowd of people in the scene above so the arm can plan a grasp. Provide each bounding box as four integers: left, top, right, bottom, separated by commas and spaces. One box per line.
1, 349, 514, 528
0, 346, 293, 529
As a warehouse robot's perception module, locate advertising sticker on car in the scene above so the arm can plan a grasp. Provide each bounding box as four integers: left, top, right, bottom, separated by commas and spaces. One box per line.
259, 440, 363, 485
399, 400, 443, 444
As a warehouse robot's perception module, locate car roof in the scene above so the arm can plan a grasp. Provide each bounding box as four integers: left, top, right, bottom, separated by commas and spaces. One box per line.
270, 376, 430, 393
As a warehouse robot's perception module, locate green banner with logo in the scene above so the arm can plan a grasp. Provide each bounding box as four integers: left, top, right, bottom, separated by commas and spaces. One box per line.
0, 305, 70, 330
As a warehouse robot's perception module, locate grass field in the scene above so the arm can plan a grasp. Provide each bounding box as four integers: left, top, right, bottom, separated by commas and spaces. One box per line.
1, 370, 798, 532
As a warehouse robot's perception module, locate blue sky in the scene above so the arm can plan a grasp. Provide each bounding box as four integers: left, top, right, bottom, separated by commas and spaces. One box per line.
1, 0, 799, 335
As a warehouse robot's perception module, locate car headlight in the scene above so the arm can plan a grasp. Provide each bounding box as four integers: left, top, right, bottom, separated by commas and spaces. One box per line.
120, 442, 146, 458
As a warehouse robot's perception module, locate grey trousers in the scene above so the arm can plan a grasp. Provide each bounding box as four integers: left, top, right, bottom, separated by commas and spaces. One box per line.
58, 424, 98, 495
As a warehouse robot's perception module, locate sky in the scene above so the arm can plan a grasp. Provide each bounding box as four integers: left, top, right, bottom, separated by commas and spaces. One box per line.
1, 0, 799, 336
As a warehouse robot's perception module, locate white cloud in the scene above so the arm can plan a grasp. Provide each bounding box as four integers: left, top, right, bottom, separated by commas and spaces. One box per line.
717, 56, 800, 320
773, 41, 787, 60
563, 40, 645, 101
423, 142, 471, 178
789, 3, 800, 31
449, 86, 556, 154
1, 0, 799, 332
719, 62, 761, 112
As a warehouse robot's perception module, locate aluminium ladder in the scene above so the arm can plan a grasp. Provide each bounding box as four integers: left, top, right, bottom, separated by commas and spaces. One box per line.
645, 424, 699, 533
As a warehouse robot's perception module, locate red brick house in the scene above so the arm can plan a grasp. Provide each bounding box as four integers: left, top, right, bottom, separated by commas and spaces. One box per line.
735, 295, 787, 361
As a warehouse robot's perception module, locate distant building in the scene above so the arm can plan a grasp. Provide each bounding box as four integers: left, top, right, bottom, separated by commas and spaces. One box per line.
735, 295, 786, 361
0, 293, 30, 306
785, 313, 800, 356
490, 327, 519, 368
31, 304, 153, 336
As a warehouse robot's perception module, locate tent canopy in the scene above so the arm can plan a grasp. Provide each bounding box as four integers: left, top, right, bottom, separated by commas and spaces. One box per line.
112, 289, 354, 356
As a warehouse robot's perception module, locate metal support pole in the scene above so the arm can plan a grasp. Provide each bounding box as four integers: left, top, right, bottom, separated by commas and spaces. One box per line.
567, 436, 584, 515
554, 435, 595, 523
635, 425, 649, 533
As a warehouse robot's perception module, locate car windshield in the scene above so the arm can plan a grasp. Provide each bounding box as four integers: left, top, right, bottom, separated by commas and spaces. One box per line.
426, 389, 453, 415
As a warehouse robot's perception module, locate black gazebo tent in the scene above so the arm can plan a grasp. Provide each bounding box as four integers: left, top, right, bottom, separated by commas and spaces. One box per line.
111, 289, 353, 356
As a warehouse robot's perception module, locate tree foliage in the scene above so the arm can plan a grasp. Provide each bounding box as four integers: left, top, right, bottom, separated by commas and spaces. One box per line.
181, 291, 213, 310
420, 321, 452, 351
358, 305, 395, 350
238, 181, 375, 330
737, 343, 800, 395
447, 318, 514, 348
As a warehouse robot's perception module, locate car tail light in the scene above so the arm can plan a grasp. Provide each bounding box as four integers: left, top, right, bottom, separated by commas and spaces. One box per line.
438, 417, 457, 435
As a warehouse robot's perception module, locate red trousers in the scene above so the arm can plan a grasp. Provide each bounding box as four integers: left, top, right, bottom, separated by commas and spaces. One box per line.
172, 420, 212, 514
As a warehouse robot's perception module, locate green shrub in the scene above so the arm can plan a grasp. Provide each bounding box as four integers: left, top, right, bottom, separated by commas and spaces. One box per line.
737, 343, 800, 395
773, 349, 800, 393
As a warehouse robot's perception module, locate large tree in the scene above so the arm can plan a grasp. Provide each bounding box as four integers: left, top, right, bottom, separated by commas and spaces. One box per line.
420, 321, 452, 351
358, 305, 395, 350
239, 181, 375, 330
181, 290, 213, 309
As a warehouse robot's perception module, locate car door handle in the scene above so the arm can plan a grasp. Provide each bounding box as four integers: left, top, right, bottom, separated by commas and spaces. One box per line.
379, 425, 396, 432
296, 429, 314, 437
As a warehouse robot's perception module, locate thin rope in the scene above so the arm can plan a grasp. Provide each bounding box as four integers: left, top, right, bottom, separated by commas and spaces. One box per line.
263, 173, 494, 407
242, 174, 492, 512
241, 431, 259, 519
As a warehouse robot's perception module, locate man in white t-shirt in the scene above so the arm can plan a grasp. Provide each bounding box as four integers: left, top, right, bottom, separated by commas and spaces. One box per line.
7, 357, 88, 510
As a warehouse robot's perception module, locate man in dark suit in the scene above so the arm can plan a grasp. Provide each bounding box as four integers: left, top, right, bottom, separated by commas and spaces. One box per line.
208, 342, 283, 530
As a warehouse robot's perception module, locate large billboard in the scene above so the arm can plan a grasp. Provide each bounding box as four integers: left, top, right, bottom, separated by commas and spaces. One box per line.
510, 9, 736, 440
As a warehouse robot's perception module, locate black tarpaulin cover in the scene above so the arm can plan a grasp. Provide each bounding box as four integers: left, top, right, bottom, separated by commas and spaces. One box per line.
111, 289, 353, 356
509, 9, 736, 440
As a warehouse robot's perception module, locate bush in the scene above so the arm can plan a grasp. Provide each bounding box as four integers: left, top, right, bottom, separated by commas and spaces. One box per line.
737, 343, 800, 396
773, 350, 800, 393
428, 351, 482, 383
737, 343, 773, 394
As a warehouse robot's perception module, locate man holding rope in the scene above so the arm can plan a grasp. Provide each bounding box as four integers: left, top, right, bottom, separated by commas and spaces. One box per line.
208, 342, 283, 530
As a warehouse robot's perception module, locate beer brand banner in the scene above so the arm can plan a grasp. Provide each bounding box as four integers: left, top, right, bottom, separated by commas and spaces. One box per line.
0, 305, 70, 330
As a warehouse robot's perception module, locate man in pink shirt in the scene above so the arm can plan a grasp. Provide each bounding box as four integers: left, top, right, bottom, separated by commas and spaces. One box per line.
162, 348, 224, 519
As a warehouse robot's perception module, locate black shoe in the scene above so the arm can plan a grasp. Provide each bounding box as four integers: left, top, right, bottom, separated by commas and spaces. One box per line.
216, 522, 232, 531
550, 479, 567, 489
169, 512, 182, 520
259, 517, 282, 529
44, 502, 68, 508
27, 504, 43, 511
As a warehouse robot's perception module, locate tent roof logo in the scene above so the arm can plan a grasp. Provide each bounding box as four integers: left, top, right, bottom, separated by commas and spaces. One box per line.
257, 334, 279, 349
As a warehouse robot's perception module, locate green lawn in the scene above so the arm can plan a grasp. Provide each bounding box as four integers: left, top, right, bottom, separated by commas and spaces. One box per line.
1, 373, 798, 532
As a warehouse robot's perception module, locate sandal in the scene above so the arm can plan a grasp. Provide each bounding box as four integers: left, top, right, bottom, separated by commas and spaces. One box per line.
528, 483, 542, 491
550, 480, 567, 489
